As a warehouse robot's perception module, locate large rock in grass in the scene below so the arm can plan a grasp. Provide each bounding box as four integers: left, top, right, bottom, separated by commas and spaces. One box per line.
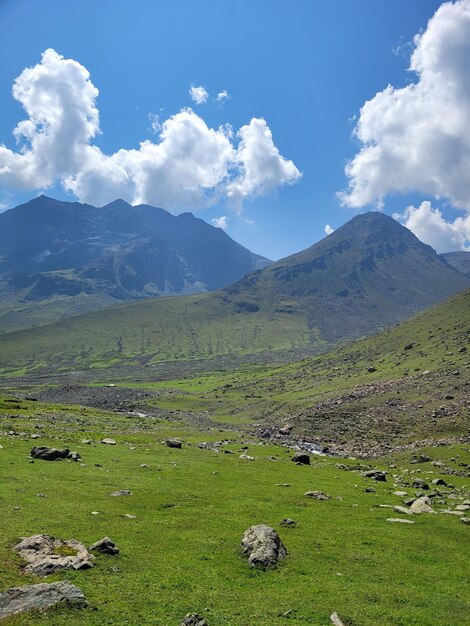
292, 452, 310, 465
89, 537, 119, 555
30, 446, 80, 461
179, 614, 209, 626
0, 581, 87, 619
241, 525, 287, 570
410, 496, 436, 514
166, 438, 182, 449
14, 535, 94, 576
362, 470, 387, 482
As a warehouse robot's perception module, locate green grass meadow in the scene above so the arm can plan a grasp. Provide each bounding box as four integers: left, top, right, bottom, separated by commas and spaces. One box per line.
1, 400, 469, 626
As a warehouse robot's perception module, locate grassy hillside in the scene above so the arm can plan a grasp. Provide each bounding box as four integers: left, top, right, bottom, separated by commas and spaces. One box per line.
1, 213, 469, 377
0, 291, 316, 376
81, 288, 469, 456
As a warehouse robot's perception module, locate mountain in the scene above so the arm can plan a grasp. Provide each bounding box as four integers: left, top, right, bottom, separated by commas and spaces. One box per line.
441, 251, 470, 277
0, 211, 468, 377
0, 195, 270, 332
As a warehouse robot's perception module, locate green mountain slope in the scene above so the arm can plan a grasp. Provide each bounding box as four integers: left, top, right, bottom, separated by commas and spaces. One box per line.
0, 212, 468, 376
103, 288, 470, 456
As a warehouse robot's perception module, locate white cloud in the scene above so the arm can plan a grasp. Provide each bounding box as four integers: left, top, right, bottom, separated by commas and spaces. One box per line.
216, 89, 229, 103
0, 50, 301, 212
0, 48, 99, 190
398, 201, 470, 252
226, 118, 302, 212
324, 224, 334, 235
189, 85, 209, 104
339, 0, 470, 215
211, 215, 228, 229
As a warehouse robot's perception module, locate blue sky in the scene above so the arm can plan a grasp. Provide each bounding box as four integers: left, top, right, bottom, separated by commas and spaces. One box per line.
1, 0, 469, 260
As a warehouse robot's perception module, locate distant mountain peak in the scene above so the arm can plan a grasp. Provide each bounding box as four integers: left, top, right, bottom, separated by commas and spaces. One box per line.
0, 195, 270, 332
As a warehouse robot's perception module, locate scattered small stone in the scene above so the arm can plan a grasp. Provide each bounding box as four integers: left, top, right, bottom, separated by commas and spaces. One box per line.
81, 440, 93, 444
89, 537, 119, 555
305, 491, 331, 500
440, 510, 464, 516
241, 524, 287, 570
30, 434, 41, 439
140, 463, 149, 468
179, 614, 209, 626
110, 490, 131, 497
363, 470, 387, 482
279, 424, 293, 435
101, 438, 116, 445
386, 518, 415, 524
367, 366, 377, 373
0, 581, 87, 619
393, 491, 407, 496
280, 518, 297, 527
365, 487, 376, 493
394, 505, 413, 515
123, 514, 136, 519
411, 478, 429, 490
35, 493, 47, 498
166, 438, 182, 449
91, 511, 100, 515
276, 483, 290, 487
460, 517, 470, 524
292, 452, 310, 465
455, 504, 470, 511
239, 454, 254, 461
13, 506, 20, 511
330, 612, 346, 626
431, 478, 447, 486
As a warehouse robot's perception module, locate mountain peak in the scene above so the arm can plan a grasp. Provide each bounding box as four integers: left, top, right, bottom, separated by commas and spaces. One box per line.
100, 198, 133, 210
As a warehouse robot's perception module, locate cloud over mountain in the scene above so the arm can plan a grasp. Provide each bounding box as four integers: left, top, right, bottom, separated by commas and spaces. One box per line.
339, 0, 470, 216
397, 201, 470, 253
0, 50, 300, 212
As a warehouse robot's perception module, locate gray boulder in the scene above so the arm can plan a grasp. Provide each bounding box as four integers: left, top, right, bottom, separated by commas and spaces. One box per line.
179, 614, 209, 626
362, 470, 387, 482
89, 537, 119, 555
0, 581, 87, 619
292, 452, 310, 465
30, 447, 77, 461
410, 496, 435, 514
14, 534, 94, 576
305, 491, 331, 500
241, 524, 287, 570
166, 438, 182, 449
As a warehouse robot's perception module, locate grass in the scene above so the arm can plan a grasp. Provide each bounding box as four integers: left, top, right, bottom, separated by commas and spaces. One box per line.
79, 289, 469, 453
0, 291, 315, 376
0, 292, 468, 624
0, 400, 469, 625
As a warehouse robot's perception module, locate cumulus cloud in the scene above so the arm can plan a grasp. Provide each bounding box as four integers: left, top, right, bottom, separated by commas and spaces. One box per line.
324, 224, 334, 235
216, 89, 229, 103
339, 0, 470, 213
189, 84, 209, 104
397, 201, 470, 252
211, 215, 228, 229
0, 50, 301, 212
225, 118, 302, 212
0, 48, 99, 190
